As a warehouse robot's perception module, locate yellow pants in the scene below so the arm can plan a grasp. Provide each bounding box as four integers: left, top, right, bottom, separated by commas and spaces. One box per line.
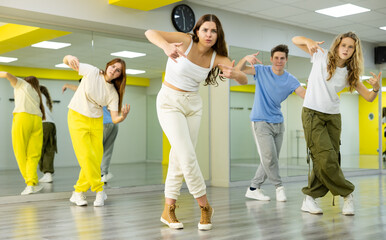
12, 112, 43, 186
68, 109, 104, 192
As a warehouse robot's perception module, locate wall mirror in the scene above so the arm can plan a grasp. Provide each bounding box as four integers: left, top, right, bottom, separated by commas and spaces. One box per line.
0, 19, 167, 196
228, 45, 381, 182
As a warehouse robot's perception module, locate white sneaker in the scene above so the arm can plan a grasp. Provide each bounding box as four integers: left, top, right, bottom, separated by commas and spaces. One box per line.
101, 173, 113, 183
342, 194, 354, 216
301, 195, 323, 214
245, 187, 270, 201
39, 173, 53, 183
21, 185, 43, 195
94, 190, 107, 207
70, 191, 87, 206
276, 186, 287, 202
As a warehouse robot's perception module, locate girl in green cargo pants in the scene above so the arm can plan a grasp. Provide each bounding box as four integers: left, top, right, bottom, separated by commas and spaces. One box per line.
292, 32, 381, 215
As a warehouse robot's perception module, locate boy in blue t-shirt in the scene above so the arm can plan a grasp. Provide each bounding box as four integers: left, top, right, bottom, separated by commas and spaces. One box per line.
236, 44, 306, 202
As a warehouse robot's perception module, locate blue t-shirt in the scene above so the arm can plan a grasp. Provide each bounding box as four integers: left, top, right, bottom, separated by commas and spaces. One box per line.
103, 106, 113, 124
250, 65, 300, 123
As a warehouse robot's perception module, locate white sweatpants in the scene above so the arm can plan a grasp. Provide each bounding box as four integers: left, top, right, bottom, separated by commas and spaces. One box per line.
157, 84, 206, 200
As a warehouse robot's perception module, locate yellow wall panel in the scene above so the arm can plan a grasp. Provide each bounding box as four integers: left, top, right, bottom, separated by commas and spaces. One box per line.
0, 24, 71, 54
109, 0, 181, 11
0, 65, 149, 86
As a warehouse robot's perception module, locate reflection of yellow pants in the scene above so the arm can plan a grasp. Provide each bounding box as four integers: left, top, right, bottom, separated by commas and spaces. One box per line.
12, 112, 43, 186
68, 109, 104, 192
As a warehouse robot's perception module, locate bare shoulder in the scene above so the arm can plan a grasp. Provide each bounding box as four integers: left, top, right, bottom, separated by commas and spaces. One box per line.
214, 54, 231, 67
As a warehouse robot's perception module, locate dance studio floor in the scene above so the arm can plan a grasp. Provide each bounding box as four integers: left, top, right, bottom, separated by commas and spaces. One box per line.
0, 174, 384, 239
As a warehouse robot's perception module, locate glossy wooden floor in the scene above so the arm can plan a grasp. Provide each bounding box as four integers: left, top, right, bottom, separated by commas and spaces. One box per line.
0, 174, 384, 240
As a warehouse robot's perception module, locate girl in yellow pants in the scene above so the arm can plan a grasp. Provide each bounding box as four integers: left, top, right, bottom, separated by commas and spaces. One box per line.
63, 55, 130, 207
1, 72, 45, 195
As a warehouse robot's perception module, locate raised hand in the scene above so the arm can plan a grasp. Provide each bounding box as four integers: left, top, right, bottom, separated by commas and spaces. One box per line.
164, 42, 186, 63
306, 40, 325, 54
244, 52, 262, 66
67, 56, 80, 71
219, 60, 237, 79
367, 71, 381, 91
121, 104, 130, 120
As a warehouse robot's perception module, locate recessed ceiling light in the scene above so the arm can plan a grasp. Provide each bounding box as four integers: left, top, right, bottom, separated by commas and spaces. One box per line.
315, 4, 370, 18
380, 26, 386, 31
126, 69, 146, 75
55, 63, 70, 68
0, 56, 18, 63
31, 41, 71, 49
111, 51, 146, 58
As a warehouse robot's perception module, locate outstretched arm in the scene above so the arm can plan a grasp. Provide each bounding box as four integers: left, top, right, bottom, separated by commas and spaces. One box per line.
145, 30, 190, 63
218, 56, 248, 85
235, 52, 262, 75
110, 104, 130, 124
294, 86, 306, 99
0, 71, 18, 87
356, 72, 381, 102
62, 84, 78, 93
292, 36, 325, 56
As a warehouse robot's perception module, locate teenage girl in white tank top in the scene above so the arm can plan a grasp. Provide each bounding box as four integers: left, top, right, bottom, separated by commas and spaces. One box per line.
146, 14, 247, 230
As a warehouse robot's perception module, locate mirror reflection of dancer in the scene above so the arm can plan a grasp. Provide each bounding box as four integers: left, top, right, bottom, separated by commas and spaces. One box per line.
237, 45, 306, 202
145, 14, 248, 230
1, 72, 45, 195
38, 85, 57, 183
63, 55, 130, 207
292, 32, 381, 215
62, 84, 117, 183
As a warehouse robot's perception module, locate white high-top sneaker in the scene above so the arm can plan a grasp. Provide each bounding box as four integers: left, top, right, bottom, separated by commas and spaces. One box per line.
342, 194, 354, 216
276, 186, 287, 202
39, 173, 53, 183
245, 187, 270, 201
301, 195, 323, 214
94, 190, 107, 207
70, 191, 87, 206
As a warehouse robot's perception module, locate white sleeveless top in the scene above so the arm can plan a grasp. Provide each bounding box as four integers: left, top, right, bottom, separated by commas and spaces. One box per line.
164, 38, 217, 91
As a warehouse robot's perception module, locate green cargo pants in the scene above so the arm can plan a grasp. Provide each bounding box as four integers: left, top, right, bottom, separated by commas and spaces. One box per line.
301, 107, 354, 198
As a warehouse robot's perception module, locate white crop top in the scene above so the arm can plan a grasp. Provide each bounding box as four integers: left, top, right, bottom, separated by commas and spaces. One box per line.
164, 38, 217, 91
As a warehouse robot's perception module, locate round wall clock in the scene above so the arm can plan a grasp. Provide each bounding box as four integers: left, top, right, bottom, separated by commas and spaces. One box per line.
171, 4, 195, 33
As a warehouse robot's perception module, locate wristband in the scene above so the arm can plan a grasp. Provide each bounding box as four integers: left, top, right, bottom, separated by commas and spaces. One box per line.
373, 89, 379, 93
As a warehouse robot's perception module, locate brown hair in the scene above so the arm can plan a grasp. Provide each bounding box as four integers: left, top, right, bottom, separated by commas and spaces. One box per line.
102, 58, 126, 113
190, 14, 227, 86
327, 32, 363, 92
271, 44, 289, 58
39, 85, 53, 111
24, 76, 45, 120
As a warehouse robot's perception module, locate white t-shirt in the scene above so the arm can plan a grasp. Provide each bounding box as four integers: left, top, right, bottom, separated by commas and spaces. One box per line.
303, 49, 348, 114
68, 63, 119, 118
42, 94, 54, 123
13, 78, 42, 117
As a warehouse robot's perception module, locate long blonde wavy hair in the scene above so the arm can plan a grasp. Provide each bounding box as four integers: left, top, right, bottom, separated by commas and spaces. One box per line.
327, 31, 363, 92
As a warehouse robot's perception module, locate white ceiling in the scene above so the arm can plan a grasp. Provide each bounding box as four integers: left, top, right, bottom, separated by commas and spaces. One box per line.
1, 0, 384, 82
187, 0, 386, 44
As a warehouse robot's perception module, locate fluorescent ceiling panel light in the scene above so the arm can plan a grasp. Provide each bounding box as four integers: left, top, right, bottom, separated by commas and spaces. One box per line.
380, 26, 386, 31
111, 51, 146, 58
55, 63, 70, 68
300, 83, 306, 86
315, 4, 370, 17
126, 69, 145, 75
31, 41, 71, 49
0, 56, 18, 63
360, 75, 371, 80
